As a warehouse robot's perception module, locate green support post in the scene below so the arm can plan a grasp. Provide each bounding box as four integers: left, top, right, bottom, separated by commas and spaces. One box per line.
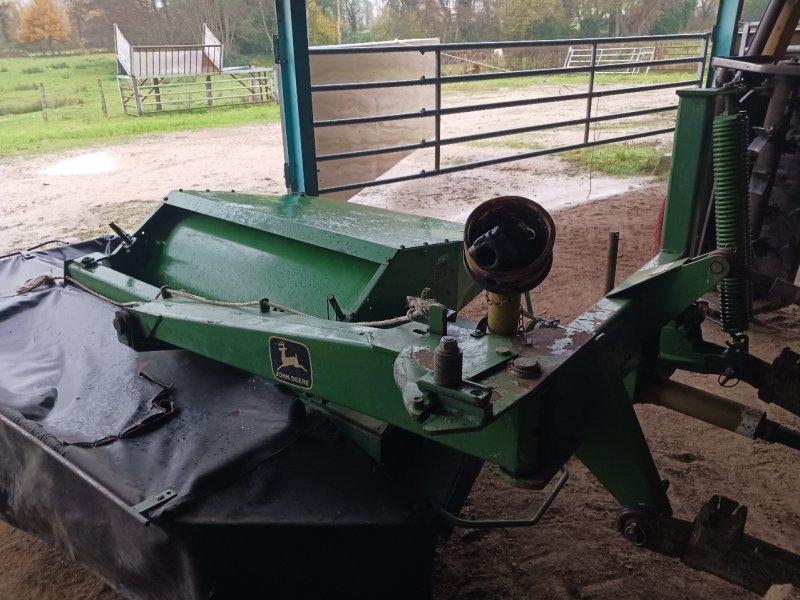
659, 89, 719, 261
274, 0, 318, 195
707, 0, 745, 87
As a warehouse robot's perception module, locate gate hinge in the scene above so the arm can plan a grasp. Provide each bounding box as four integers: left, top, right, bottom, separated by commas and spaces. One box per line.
273, 35, 286, 65
283, 162, 295, 190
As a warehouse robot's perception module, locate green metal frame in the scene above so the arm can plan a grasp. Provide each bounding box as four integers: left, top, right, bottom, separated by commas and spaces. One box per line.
275, 0, 318, 195
67, 184, 738, 515
707, 0, 745, 86
660, 89, 719, 260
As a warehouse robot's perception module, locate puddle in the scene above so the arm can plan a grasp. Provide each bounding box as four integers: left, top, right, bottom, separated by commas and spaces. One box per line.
41, 151, 118, 176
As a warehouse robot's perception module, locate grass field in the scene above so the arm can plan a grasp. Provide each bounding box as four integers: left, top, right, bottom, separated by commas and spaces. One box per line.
0, 53, 280, 157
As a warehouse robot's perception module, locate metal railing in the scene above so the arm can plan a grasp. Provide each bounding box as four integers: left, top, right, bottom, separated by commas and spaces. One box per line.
117, 68, 275, 116
564, 46, 655, 74
309, 33, 710, 195
129, 45, 223, 78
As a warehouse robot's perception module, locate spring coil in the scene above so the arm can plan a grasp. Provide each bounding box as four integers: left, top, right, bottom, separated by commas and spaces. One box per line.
712, 113, 754, 333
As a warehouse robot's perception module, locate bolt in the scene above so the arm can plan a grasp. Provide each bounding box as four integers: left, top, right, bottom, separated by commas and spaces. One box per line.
434, 336, 463, 387
495, 346, 511, 355
511, 357, 542, 379
440, 336, 458, 350
623, 520, 648, 546
156, 494, 165, 501
710, 261, 725, 275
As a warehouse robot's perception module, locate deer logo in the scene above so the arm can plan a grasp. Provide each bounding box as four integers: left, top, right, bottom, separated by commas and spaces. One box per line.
269, 337, 313, 389
276, 341, 308, 373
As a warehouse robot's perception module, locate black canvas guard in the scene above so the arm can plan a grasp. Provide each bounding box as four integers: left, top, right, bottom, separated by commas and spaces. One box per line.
0, 240, 441, 600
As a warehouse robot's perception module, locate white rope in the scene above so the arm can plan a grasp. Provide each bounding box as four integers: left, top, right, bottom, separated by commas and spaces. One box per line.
16, 273, 435, 328
65, 277, 141, 308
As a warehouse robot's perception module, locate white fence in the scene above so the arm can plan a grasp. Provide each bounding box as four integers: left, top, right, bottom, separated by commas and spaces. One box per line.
564, 46, 656, 74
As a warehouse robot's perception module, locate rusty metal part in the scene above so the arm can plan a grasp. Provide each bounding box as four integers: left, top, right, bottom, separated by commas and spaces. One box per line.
510, 357, 542, 380
433, 336, 463, 388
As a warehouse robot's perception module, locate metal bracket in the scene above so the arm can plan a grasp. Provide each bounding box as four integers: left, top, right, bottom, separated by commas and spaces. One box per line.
283, 162, 294, 189
132, 488, 177, 515
438, 466, 569, 528
415, 371, 493, 435
273, 34, 286, 65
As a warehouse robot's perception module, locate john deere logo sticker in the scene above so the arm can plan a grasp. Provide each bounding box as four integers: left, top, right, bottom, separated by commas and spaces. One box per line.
269, 337, 312, 389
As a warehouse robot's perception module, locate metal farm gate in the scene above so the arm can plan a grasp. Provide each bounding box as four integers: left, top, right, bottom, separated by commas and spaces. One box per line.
273, 4, 713, 199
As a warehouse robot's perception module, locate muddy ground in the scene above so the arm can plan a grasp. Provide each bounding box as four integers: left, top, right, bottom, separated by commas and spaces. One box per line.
1, 88, 798, 598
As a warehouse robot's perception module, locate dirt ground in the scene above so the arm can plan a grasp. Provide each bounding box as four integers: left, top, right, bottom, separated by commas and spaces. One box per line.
1, 106, 798, 598
0, 81, 674, 256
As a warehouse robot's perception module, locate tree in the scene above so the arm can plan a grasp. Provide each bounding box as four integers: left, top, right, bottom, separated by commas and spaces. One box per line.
0, 1, 19, 44
650, 0, 695, 34
307, 0, 338, 45
16, 0, 71, 49
62, 0, 95, 45
499, 0, 570, 39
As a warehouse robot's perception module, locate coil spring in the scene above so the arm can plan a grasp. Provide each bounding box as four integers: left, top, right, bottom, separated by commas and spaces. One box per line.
712, 113, 753, 333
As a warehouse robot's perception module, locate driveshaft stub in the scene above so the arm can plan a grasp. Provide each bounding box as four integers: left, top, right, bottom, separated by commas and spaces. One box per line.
463, 195, 556, 295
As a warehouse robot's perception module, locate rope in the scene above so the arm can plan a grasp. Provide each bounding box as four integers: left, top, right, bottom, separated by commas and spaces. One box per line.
158, 288, 309, 316
16, 274, 63, 294
16, 273, 435, 328
65, 276, 141, 308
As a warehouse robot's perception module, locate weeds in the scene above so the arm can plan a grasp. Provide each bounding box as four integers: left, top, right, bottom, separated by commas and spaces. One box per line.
11, 83, 39, 92
561, 143, 670, 178
0, 96, 84, 116
21, 66, 44, 74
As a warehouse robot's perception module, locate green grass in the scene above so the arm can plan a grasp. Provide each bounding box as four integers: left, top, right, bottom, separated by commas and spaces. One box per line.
0, 54, 280, 156
442, 70, 699, 93
468, 138, 544, 150
561, 142, 671, 178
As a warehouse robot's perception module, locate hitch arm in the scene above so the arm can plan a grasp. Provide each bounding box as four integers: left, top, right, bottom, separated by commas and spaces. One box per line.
619, 495, 800, 595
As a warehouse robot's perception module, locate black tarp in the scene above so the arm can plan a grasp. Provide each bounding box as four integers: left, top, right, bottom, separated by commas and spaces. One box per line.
0, 241, 439, 599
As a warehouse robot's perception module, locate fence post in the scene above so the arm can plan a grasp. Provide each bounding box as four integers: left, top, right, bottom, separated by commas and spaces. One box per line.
205, 75, 213, 107
698, 34, 711, 83
584, 43, 597, 144
97, 78, 108, 117
130, 78, 144, 116
434, 48, 442, 172
153, 77, 162, 111
38, 83, 48, 122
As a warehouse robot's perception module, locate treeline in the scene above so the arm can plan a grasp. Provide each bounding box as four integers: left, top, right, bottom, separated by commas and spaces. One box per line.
0, 0, 771, 59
